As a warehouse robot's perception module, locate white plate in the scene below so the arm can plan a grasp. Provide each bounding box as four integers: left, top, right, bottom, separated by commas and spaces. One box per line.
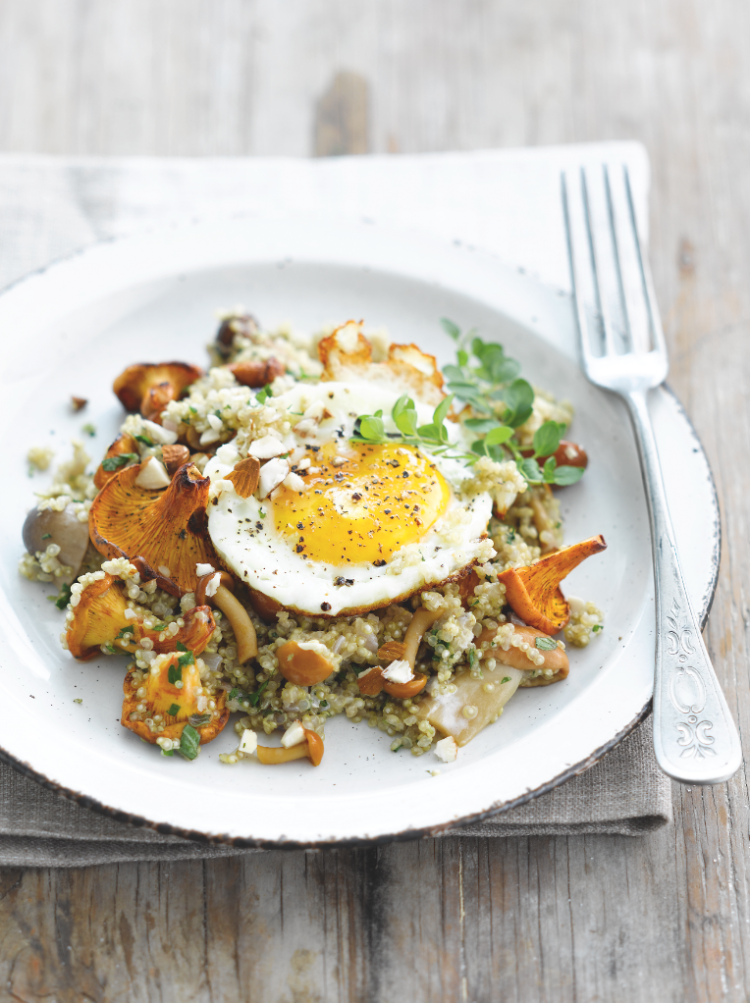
0, 215, 719, 847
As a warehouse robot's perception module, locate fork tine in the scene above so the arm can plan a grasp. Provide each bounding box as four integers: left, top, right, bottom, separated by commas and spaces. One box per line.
603, 164, 633, 349
561, 170, 595, 371
580, 167, 618, 357
623, 165, 667, 357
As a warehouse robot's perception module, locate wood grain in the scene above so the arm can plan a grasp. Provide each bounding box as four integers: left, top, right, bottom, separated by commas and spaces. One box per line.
0, 0, 749, 999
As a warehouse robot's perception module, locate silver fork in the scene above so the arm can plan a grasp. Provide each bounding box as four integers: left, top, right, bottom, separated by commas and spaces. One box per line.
562, 164, 741, 785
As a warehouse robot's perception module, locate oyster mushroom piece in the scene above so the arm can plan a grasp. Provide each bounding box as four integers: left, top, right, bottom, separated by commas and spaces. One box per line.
112, 362, 203, 416
416, 668, 525, 747
497, 535, 607, 634
122, 651, 229, 746
65, 573, 216, 661
22, 506, 90, 585
89, 462, 219, 594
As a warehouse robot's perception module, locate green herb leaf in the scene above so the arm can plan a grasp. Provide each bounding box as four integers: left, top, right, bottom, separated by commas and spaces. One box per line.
188, 713, 212, 726
533, 420, 563, 459
501, 676, 511, 684
101, 453, 138, 472
175, 641, 188, 652
552, 464, 586, 486
501, 379, 535, 428
440, 317, 462, 341
517, 457, 543, 483
248, 680, 269, 706
392, 395, 418, 436
161, 749, 174, 757
178, 724, 201, 761
485, 425, 514, 447
468, 648, 477, 668
41, 532, 52, 540
357, 414, 386, 443
82, 423, 96, 437
167, 663, 183, 685
178, 650, 195, 669
54, 583, 72, 610
115, 625, 135, 639
256, 384, 273, 405
433, 393, 454, 431
534, 636, 558, 651
464, 417, 500, 433
135, 434, 154, 447
592, 624, 603, 633
168, 703, 181, 716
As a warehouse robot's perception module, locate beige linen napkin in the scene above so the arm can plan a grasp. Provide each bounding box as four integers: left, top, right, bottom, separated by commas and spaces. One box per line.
0, 149, 676, 865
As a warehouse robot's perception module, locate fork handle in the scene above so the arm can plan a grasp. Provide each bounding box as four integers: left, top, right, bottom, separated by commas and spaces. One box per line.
625, 390, 741, 784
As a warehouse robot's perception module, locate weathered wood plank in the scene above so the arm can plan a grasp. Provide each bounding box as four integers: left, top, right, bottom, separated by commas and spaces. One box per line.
0, 0, 749, 1000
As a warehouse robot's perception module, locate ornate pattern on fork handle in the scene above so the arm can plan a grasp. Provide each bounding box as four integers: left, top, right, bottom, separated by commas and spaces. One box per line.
628, 391, 742, 784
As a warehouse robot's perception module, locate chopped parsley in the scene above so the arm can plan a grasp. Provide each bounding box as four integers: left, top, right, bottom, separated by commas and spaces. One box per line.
53, 583, 72, 610
41, 532, 52, 540
135, 433, 154, 447
592, 624, 603, 633
501, 676, 511, 684
178, 724, 201, 761
167, 703, 181, 717
101, 452, 138, 472
167, 663, 183, 685
534, 636, 558, 651
81, 422, 96, 436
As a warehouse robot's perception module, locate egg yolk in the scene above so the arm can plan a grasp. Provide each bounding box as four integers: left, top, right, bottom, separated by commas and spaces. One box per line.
271, 441, 450, 566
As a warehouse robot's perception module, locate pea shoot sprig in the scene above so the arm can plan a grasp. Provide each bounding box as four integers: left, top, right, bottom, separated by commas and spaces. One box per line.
440, 318, 584, 486
352, 393, 456, 454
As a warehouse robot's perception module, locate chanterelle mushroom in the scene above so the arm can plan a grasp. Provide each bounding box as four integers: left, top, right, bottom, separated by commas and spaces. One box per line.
497, 535, 607, 634
122, 651, 229, 747
113, 362, 203, 417
89, 462, 219, 594
65, 572, 216, 661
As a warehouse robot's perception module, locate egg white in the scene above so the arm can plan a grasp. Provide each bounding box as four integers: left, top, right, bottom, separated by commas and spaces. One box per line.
205, 382, 493, 616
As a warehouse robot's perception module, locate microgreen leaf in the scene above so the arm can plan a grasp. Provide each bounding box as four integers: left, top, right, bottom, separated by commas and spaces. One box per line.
392, 395, 418, 436
357, 414, 386, 442
535, 636, 558, 651
464, 417, 500, 433
440, 317, 461, 341
167, 663, 183, 685
517, 457, 543, 483
552, 464, 586, 486
433, 393, 454, 430
178, 724, 201, 761
533, 420, 563, 459
485, 425, 514, 447
500, 379, 535, 428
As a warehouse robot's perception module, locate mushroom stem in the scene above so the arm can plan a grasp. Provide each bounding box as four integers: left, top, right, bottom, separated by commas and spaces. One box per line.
213, 585, 258, 663
402, 607, 444, 667
256, 730, 324, 766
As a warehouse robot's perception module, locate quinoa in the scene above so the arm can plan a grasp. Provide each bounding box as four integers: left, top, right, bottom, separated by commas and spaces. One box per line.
20, 311, 604, 763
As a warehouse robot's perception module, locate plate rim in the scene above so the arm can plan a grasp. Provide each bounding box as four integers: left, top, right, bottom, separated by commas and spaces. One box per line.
0, 218, 721, 847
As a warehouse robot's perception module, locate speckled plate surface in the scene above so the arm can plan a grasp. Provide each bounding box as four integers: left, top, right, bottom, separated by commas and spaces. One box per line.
0, 215, 719, 847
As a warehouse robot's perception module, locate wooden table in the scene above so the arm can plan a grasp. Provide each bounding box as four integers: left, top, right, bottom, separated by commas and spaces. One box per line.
0, 1, 748, 999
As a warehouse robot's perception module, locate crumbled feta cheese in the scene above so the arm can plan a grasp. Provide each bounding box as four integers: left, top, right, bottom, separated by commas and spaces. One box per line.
199, 429, 221, 446
239, 730, 257, 755
141, 419, 178, 445
258, 457, 290, 498
303, 400, 325, 420
284, 471, 306, 492
249, 435, 287, 460
281, 720, 306, 748
134, 456, 171, 490
205, 573, 222, 598
435, 736, 458, 763
196, 562, 216, 577
382, 659, 414, 684
207, 413, 223, 432
331, 455, 347, 466
567, 595, 585, 616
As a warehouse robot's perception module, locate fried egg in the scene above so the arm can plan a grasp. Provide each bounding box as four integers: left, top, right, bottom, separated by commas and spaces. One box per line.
204, 382, 493, 616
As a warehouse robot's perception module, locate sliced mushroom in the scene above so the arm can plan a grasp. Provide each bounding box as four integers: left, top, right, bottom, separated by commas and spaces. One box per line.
89, 461, 219, 594
497, 535, 606, 633
276, 640, 335, 686
113, 362, 202, 416
196, 571, 258, 663
22, 506, 90, 584
476, 623, 569, 686
256, 728, 324, 766
122, 652, 229, 745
